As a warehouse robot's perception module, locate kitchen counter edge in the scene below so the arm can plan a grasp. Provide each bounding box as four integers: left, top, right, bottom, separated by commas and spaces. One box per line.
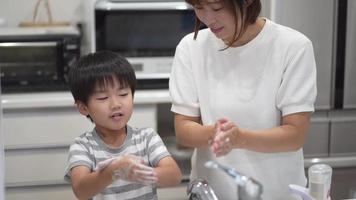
1, 89, 171, 109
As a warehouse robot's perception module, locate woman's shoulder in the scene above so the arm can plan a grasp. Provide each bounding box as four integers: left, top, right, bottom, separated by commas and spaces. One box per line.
266, 19, 312, 46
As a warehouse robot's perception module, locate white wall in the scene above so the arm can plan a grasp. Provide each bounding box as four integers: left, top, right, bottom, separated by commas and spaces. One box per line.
0, 0, 84, 27
0, 0, 96, 55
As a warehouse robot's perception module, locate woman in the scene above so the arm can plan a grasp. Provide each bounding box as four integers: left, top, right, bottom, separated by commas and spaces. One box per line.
169, 0, 317, 199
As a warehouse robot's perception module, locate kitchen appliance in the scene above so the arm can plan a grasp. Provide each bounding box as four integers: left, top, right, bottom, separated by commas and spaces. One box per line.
266, 1, 356, 199
94, 0, 197, 89
341, 0, 356, 109
270, 0, 336, 110
0, 26, 80, 93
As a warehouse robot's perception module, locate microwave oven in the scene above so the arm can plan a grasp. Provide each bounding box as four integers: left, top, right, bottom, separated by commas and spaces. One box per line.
0, 27, 80, 93
95, 0, 196, 89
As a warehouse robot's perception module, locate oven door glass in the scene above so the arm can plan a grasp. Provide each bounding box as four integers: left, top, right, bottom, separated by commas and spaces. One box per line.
95, 9, 196, 57
0, 41, 61, 92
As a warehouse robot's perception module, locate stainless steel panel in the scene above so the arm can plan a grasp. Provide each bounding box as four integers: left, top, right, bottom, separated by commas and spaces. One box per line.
271, 0, 336, 110
331, 167, 356, 199
330, 109, 356, 156
260, 0, 271, 18
303, 111, 330, 158
343, 0, 356, 108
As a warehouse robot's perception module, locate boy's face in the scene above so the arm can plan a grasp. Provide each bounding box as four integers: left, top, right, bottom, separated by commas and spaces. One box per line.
77, 78, 133, 135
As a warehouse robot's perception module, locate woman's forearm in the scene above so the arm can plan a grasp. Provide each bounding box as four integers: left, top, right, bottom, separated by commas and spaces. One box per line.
233, 112, 311, 153
174, 114, 215, 148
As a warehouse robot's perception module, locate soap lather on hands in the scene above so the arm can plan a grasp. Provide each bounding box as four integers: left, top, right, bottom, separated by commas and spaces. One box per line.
96, 154, 158, 185
211, 118, 241, 157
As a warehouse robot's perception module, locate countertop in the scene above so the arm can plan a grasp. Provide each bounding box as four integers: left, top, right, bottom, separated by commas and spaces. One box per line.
1, 89, 170, 109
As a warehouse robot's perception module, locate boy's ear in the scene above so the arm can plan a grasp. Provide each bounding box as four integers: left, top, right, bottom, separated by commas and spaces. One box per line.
75, 101, 89, 116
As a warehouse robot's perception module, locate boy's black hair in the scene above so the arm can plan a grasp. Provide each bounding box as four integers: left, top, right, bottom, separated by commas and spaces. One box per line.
68, 51, 137, 105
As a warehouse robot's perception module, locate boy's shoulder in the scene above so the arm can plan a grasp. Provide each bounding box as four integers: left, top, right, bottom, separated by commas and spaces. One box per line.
73, 130, 95, 143
128, 126, 161, 142
128, 126, 155, 135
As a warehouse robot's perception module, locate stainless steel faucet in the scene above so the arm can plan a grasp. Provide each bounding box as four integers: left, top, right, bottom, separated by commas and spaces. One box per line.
187, 161, 263, 200
205, 161, 263, 200
187, 179, 219, 200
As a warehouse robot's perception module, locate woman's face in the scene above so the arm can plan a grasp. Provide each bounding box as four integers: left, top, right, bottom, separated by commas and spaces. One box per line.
193, 0, 238, 44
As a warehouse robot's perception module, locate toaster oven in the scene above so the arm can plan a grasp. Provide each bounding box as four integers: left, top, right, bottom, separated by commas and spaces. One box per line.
0, 26, 80, 93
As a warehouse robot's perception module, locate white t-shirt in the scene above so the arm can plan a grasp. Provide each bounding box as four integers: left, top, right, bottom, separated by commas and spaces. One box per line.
169, 19, 317, 200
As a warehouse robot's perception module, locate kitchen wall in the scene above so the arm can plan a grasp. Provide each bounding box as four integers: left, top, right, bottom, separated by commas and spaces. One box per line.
0, 0, 84, 27
0, 0, 95, 55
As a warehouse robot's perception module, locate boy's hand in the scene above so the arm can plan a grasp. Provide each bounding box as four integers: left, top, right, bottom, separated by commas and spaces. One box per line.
112, 155, 158, 185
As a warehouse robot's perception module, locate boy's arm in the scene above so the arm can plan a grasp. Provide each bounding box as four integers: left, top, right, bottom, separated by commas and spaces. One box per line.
70, 165, 113, 200
154, 156, 182, 187
70, 155, 158, 199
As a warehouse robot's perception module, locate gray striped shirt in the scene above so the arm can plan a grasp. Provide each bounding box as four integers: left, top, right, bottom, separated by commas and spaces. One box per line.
64, 125, 171, 200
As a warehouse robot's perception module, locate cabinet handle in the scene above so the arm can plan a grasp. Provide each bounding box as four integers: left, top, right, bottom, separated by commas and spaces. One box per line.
305, 156, 356, 168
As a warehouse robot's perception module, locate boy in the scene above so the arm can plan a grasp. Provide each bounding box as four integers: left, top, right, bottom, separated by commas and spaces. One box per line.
64, 51, 182, 200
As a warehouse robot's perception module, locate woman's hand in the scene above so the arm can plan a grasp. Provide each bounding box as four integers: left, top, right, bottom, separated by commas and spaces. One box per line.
111, 155, 158, 185
211, 118, 241, 157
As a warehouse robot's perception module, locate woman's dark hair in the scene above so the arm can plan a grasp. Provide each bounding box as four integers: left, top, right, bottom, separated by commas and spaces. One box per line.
186, 0, 261, 47
68, 51, 137, 105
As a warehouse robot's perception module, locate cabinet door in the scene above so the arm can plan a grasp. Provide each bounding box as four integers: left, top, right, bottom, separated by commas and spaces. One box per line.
5, 148, 68, 184
330, 110, 356, 156
271, 0, 336, 110
3, 104, 156, 148
3, 106, 94, 148
303, 111, 330, 158
6, 185, 76, 200
331, 167, 356, 199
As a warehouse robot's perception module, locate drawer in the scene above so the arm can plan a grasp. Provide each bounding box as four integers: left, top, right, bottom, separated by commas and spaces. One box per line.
6, 184, 76, 200
303, 111, 330, 158
5, 147, 68, 184
330, 110, 356, 156
3, 107, 94, 148
3, 104, 156, 148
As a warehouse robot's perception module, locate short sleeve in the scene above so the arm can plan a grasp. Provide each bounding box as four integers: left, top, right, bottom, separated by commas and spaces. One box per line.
276, 40, 317, 116
64, 138, 94, 182
169, 38, 201, 117
145, 128, 171, 167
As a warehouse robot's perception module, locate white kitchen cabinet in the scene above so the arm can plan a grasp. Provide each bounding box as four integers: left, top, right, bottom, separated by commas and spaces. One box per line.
2, 90, 170, 200
6, 185, 76, 200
